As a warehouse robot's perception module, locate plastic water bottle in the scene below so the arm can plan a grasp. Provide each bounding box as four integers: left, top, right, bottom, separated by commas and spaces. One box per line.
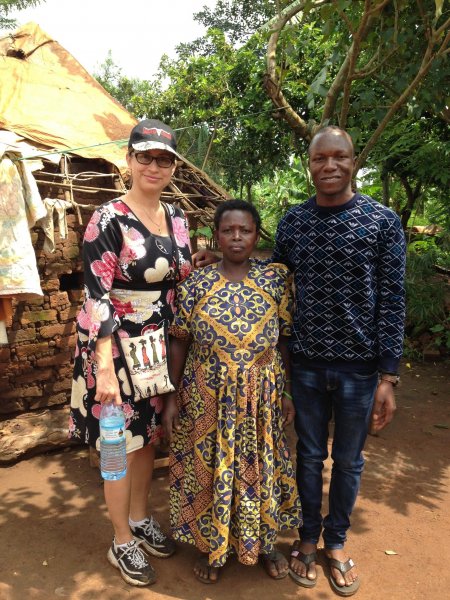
99, 403, 127, 481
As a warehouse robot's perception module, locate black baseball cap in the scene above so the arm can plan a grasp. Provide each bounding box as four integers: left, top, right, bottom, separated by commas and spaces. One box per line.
128, 119, 180, 158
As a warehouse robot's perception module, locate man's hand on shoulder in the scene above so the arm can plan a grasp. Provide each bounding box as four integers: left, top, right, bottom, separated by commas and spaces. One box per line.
192, 249, 219, 268
370, 380, 397, 433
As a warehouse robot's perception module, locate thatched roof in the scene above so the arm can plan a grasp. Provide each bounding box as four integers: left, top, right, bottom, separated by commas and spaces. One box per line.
0, 22, 231, 230
0, 22, 134, 171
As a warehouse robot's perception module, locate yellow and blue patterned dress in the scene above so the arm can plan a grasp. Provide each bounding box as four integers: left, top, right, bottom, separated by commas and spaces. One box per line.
169, 259, 302, 568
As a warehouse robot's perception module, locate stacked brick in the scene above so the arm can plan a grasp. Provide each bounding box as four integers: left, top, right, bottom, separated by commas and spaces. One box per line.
0, 210, 89, 462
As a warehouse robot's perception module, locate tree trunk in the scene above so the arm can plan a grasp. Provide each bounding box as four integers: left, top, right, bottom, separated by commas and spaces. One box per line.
399, 176, 421, 230
381, 165, 390, 207
246, 182, 253, 203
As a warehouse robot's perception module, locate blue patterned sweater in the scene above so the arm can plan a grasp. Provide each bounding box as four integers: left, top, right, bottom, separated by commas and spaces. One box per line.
272, 193, 406, 373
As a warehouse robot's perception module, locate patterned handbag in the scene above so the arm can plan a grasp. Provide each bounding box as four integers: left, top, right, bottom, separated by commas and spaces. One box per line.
115, 203, 179, 400
116, 323, 175, 400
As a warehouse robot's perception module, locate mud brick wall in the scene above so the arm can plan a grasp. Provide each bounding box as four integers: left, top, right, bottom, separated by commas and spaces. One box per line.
0, 207, 93, 462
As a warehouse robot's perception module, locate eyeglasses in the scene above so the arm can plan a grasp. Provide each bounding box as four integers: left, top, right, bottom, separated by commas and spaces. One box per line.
132, 152, 175, 168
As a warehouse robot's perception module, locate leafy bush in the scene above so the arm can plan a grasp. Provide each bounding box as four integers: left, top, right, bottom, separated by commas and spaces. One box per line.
405, 236, 449, 357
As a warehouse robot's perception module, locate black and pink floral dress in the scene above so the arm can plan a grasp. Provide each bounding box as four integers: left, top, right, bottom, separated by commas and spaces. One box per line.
69, 199, 192, 453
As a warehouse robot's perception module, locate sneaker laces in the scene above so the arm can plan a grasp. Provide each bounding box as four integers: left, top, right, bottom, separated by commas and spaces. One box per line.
121, 541, 148, 569
141, 516, 166, 543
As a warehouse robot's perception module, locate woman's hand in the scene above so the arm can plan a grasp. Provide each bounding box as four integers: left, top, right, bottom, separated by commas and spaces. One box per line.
94, 335, 121, 404
95, 367, 121, 404
282, 394, 295, 427
192, 249, 219, 268
162, 392, 180, 441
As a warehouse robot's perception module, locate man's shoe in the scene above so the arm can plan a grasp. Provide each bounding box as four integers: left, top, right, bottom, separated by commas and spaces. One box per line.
107, 539, 156, 586
131, 516, 176, 558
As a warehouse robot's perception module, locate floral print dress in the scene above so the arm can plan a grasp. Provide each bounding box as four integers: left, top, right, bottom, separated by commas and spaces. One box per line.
169, 260, 302, 567
69, 199, 192, 453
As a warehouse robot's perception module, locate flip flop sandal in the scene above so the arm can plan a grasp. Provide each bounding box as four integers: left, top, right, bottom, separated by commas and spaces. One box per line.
261, 550, 289, 580
327, 557, 360, 596
288, 540, 317, 588
194, 557, 220, 584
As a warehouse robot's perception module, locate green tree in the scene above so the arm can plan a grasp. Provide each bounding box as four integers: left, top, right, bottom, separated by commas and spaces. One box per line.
253, 154, 312, 239
95, 28, 296, 197
264, 0, 450, 173
94, 50, 157, 118
94, 0, 449, 215
185, 0, 277, 48
368, 116, 450, 228
0, 0, 43, 29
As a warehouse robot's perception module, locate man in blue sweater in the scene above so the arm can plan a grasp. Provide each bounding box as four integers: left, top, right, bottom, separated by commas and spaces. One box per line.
272, 127, 405, 595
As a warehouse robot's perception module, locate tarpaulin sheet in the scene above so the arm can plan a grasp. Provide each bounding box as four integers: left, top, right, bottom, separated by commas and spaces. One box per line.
0, 22, 137, 172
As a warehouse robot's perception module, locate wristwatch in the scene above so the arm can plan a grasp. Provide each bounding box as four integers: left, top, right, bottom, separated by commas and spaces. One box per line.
379, 373, 400, 386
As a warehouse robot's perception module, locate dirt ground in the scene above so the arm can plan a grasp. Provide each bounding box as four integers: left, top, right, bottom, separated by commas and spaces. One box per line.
1, 358, 449, 600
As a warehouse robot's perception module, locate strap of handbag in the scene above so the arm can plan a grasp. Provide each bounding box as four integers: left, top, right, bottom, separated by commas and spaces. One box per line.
162, 202, 180, 293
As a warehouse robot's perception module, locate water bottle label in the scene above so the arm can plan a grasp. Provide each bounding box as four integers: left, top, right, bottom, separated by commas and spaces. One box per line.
100, 425, 125, 443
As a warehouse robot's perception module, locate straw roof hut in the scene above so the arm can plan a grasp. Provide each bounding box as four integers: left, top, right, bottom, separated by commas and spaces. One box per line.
0, 22, 230, 461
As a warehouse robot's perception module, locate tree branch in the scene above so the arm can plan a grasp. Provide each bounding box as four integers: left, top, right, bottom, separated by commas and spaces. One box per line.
320, 52, 351, 125
263, 74, 312, 139
413, 180, 422, 198
367, 0, 391, 15
439, 106, 450, 124
265, 0, 331, 141
353, 46, 398, 79
435, 15, 450, 38
339, 0, 374, 128
323, 1, 387, 127
201, 126, 216, 171
415, 0, 431, 39
332, 0, 355, 34
355, 32, 447, 172
381, 165, 390, 207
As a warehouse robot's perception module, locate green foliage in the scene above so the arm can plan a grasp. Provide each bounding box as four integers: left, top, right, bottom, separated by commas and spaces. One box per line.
189, 0, 278, 47
92, 0, 449, 259
359, 113, 450, 229
264, 0, 450, 183
429, 319, 450, 350
190, 226, 213, 240
404, 236, 449, 356
94, 27, 297, 193
379, 120, 450, 188
190, 225, 214, 250
0, 0, 42, 28
402, 338, 423, 360
252, 155, 312, 240
93, 51, 158, 118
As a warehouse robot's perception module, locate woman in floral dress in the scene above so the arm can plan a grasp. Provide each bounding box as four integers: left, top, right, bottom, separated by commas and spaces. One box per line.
163, 200, 302, 584
69, 120, 192, 587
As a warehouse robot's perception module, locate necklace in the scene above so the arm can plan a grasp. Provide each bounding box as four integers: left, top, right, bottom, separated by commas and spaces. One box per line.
143, 204, 164, 234
128, 197, 164, 234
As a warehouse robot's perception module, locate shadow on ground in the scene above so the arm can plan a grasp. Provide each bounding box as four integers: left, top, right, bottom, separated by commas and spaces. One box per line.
0, 359, 449, 600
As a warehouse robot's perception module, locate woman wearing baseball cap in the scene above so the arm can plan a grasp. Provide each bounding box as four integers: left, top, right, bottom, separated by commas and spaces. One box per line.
69, 119, 192, 586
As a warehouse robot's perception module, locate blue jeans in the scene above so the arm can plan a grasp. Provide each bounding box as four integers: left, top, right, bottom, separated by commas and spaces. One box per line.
292, 365, 378, 549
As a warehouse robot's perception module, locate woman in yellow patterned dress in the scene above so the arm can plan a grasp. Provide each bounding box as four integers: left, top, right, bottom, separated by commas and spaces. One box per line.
163, 200, 302, 583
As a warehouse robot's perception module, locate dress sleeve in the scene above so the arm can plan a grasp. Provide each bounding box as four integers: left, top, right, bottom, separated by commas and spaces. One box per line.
276, 264, 294, 337
76, 204, 122, 348
169, 271, 197, 340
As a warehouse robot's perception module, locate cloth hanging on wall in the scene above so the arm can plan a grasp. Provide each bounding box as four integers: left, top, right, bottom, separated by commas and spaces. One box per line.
39, 198, 72, 253
0, 139, 46, 297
